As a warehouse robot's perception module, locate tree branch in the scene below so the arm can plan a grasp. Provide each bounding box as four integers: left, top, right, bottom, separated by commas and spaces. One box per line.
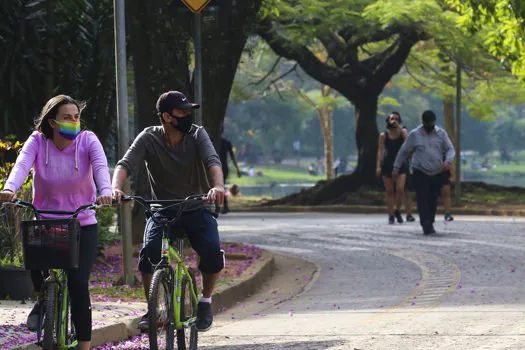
319, 33, 349, 68
254, 56, 282, 86
264, 63, 298, 91
372, 31, 424, 93
348, 25, 401, 48
257, 18, 347, 91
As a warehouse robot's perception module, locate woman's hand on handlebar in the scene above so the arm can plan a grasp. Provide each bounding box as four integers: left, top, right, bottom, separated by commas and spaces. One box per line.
0, 190, 16, 203
97, 195, 113, 206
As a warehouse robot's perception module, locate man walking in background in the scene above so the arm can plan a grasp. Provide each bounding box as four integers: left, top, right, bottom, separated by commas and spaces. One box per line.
393, 110, 455, 235
219, 125, 242, 214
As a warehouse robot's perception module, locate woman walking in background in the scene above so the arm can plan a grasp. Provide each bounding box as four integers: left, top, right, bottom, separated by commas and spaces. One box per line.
376, 112, 411, 224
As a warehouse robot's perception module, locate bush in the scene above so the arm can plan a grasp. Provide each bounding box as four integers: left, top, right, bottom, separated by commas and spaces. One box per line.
0, 161, 33, 266
96, 206, 119, 254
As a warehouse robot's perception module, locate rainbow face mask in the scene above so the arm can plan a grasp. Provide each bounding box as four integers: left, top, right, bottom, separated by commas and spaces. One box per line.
54, 120, 81, 140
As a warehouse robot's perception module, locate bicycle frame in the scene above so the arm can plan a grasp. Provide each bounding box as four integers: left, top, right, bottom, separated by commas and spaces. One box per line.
122, 195, 204, 330
47, 268, 77, 349
169, 243, 198, 329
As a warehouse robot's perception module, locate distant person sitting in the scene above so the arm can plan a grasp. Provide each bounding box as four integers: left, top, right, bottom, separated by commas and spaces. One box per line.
471, 158, 482, 170
308, 163, 318, 176
481, 157, 493, 169
229, 184, 241, 197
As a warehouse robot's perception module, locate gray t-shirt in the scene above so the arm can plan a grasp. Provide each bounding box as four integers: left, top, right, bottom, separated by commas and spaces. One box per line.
394, 125, 455, 176
117, 125, 221, 208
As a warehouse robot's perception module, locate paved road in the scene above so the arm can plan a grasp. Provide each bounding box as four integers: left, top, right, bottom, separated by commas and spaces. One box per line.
198, 213, 525, 350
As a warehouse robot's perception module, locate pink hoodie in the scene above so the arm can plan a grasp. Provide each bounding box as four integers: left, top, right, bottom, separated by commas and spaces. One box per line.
3, 131, 112, 226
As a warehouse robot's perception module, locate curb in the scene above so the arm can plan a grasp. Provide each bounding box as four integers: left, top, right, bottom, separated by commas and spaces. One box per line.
14, 250, 275, 349
232, 205, 525, 217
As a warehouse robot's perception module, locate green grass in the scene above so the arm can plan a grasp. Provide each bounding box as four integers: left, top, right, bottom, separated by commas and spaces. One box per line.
230, 165, 323, 185
460, 191, 525, 205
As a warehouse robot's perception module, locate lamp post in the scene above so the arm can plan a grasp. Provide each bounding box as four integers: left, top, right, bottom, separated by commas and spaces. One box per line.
455, 62, 462, 199
194, 12, 202, 125
114, 0, 134, 285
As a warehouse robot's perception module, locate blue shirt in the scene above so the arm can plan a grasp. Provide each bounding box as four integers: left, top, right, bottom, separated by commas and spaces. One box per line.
393, 125, 455, 176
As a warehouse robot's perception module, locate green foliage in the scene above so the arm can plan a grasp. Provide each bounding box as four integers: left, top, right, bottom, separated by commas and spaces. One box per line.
0, 159, 33, 266
0, 0, 116, 146
447, 0, 525, 78
96, 206, 119, 253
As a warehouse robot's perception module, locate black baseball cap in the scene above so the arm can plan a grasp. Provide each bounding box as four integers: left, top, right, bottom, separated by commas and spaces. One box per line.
156, 91, 200, 114
422, 110, 436, 122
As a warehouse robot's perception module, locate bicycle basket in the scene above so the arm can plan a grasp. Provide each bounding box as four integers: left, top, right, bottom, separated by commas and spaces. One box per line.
21, 218, 81, 270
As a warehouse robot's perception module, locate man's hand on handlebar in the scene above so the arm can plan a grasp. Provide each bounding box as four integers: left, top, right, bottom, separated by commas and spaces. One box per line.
112, 188, 127, 203
207, 186, 225, 206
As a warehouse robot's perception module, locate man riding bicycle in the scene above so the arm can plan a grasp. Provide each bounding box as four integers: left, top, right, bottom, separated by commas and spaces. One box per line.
112, 91, 225, 332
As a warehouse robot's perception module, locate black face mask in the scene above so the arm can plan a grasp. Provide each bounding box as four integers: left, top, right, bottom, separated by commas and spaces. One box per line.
423, 124, 435, 133
386, 122, 396, 129
170, 115, 192, 133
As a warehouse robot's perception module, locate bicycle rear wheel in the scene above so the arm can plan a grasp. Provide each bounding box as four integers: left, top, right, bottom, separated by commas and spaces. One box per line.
43, 282, 56, 349
177, 269, 198, 350
148, 269, 175, 350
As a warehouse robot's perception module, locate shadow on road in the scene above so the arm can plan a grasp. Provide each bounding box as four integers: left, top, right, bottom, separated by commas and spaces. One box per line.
200, 340, 343, 349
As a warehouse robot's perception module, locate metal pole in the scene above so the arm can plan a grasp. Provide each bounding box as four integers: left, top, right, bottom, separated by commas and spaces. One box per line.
194, 12, 203, 125
455, 62, 462, 199
114, 0, 134, 285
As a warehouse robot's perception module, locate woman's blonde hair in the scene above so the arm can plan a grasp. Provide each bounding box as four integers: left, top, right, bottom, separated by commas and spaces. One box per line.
35, 95, 86, 139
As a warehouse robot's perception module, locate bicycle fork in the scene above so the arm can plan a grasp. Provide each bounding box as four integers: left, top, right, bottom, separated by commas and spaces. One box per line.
171, 239, 198, 330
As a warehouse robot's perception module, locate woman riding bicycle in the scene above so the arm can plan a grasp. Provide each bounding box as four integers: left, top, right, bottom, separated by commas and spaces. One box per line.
0, 95, 112, 350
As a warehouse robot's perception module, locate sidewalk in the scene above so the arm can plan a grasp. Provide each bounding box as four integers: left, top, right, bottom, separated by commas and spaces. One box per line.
0, 250, 275, 350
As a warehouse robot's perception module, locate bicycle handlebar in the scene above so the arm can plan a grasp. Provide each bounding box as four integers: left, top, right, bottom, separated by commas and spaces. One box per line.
0, 199, 109, 220
121, 194, 208, 225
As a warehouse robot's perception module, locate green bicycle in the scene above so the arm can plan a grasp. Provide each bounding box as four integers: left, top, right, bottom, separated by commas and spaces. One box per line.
1, 199, 104, 349
123, 195, 206, 350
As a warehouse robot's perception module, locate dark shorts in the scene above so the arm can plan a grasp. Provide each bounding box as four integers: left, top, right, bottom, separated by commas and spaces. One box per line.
139, 208, 225, 274
440, 170, 451, 186
405, 172, 414, 191
381, 162, 409, 178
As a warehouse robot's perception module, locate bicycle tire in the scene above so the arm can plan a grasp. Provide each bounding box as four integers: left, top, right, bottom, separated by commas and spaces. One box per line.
148, 269, 175, 350
177, 269, 198, 350
64, 292, 76, 347
43, 282, 56, 349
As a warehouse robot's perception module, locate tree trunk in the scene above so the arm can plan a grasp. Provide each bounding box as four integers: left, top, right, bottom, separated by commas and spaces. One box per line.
319, 108, 335, 179
354, 96, 380, 182
199, 1, 263, 147
127, 1, 191, 244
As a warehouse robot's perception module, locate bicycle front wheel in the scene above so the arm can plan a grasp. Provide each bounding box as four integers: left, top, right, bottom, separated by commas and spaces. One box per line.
43, 282, 56, 349
177, 269, 198, 350
148, 269, 175, 350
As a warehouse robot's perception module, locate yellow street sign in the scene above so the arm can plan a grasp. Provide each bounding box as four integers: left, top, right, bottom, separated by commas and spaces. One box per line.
181, 0, 212, 13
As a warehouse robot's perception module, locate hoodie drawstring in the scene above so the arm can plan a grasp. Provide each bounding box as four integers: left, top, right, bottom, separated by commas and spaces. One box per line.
45, 139, 49, 167
74, 138, 79, 171
45, 138, 79, 171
